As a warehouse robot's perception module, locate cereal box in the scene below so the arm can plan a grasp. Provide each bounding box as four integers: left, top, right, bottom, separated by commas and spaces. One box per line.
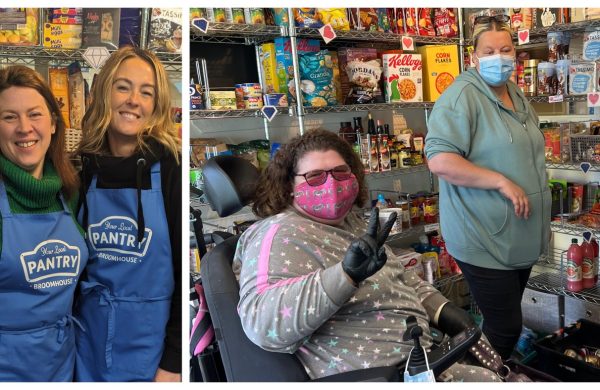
274, 37, 320, 103
417, 45, 459, 102
259, 43, 279, 94
382, 53, 423, 103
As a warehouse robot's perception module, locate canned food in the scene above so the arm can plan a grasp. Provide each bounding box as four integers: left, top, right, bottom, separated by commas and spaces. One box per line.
242, 83, 262, 98
523, 59, 539, 96
244, 96, 263, 109
395, 200, 410, 230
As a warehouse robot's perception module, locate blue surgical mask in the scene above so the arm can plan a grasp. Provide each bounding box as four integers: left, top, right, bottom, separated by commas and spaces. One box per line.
476, 53, 515, 87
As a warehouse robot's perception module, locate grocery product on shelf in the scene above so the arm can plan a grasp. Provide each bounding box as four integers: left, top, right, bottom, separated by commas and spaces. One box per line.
433, 8, 458, 38
147, 7, 182, 53
317, 9, 350, 31
508, 8, 533, 31
258, 43, 279, 94
292, 8, 322, 28
569, 61, 595, 95
82, 8, 120, 50
274, 37, 320, 102
382, 53, 423, 103
298, 50, 337, 107
244, 8, 265, 25
566, 238, 583, 292
49, 67, 71, 128
418, 45, 459, 102
67, 62, 85, 130
118, 8, 142, 47
0, 8, 38, 45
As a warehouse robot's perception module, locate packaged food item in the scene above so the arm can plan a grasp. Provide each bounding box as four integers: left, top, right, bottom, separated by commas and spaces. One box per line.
0, 8, 39, 45
49, 67, 71, 128
263, 93, 288, 107
586, 8, 600, 20
190, 8, 214, 22
433, 8, 458, 37
358, 8, 378, 31
67, 62, 85, 130
317, 8, 349, 30
274, 37, 320, 102
404, 8, 417, 35
418, 45, 459, 101
534, 8, 560, 28
48, 8, 83, 25
329, 51, 344, 104
347, 8, 360, 30
382, 53, 423, 102
509, 8, 533, 31
119, 8, 142, 47
583, 28, 600, 62
229, 8, 245, 24
293, 8, 322, 28
271, 9, 288, 26
376, 8, 391, 32
380, 208, 403, 234
547, 32, 566, 63
43, 23, 82, 49
147, 8, 182, 53
298, 50, 337, 107
569, 61, 595, 95
338, 48, 384, 104
392, 8, 405, 34
244, 96, 263, 109
259, 43, 279, 94
537, 62, 557, 96
241, 83, 262, 98
417, 8, 435, 36
209, 91, 237, 110
523, 59, 539, 96
346, 58, 383, 104
190, 83, 205, 110
244, 8, 265, 25
82, 8, 120, 50
555, 59, 570, 96
212, 8, 227, 23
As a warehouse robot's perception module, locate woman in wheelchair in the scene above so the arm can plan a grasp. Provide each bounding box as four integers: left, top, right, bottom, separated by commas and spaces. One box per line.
233, 129, 500, 381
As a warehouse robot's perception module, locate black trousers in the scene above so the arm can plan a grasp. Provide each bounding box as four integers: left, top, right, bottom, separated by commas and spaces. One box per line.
455, 259, 532, 360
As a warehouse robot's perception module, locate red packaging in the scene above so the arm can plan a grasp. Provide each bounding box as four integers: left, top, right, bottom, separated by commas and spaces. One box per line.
404, 8, 417, 35
433, 8, 457, 37
581, 239, 595, 289
392, 8, 404, 34
417, 8, 435, 36
566, 239, 583, 292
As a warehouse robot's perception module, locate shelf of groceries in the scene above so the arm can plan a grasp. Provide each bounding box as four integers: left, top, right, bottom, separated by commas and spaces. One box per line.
528, 272, 600, 305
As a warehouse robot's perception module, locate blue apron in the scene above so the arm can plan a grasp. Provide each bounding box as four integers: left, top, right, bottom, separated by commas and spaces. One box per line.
0, 180, 88, 382
75, 161, 174, 381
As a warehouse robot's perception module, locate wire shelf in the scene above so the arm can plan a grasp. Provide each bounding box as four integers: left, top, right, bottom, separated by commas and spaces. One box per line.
528, 272, 600, 305
0, 45, 181, 71
303, 102, 434, 114
550, 221, 600, 236
386, 224, 425, 243
527, 95, 587, 104
364, 164, 428, 179
295, 28, 460, 45
433, 273, 464, 289
191, 22, 283, 44
546, 163, 600, 172
190, 107, 291, 119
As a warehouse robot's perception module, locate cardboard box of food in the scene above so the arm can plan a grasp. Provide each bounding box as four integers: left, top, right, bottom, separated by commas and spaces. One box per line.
43, 23, 82, 49
418, 45, 460, 102
0, 8, 39, 45
209, 91, 237, 110
259, 43, 279, 94
382, 53, 423, 103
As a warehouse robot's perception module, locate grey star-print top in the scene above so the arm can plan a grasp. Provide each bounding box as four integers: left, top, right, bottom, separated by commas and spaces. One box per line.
233, 208, 449, 379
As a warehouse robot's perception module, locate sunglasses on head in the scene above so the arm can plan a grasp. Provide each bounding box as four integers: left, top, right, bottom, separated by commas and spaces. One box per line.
295, 164, 352, 187
474, 14, 510, 26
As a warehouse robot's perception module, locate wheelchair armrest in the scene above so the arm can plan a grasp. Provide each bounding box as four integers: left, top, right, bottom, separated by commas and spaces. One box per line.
204, 231, 234, 245
313, 366, 401, 382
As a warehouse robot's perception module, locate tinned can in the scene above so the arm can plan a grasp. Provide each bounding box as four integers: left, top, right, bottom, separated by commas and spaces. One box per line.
242, 83, 262, 98
244, 96, 263, 109
523, 59, 539, 96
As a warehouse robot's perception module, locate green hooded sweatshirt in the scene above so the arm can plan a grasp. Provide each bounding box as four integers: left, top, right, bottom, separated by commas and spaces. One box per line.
425, 67, 551, 270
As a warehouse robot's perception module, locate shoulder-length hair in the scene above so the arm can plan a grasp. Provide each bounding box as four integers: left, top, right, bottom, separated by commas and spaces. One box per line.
253, 128, 367, 218
0, 65, 78, 199
77, 46, 180, 161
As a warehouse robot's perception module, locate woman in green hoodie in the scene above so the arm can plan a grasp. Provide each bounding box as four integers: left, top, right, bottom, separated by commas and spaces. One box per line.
425, 15, 551, 360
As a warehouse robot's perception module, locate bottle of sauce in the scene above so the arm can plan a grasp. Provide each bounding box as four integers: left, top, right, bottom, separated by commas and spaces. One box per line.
591, 237, 599, 284
582, 239, 595, 289
566, 238, 583, 292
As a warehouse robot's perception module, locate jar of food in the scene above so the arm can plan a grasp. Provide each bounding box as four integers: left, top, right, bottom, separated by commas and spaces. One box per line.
424, 195, 439, 224
411, 150, 423, 165
339, 121, 356, 144
523, 59, 539, 96
395, 200, 410, 230
409, 196, 420, 227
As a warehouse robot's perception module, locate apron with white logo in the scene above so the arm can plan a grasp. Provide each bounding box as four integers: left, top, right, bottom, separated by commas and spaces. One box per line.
75, 162, 174, 381
0, 180, 88, 381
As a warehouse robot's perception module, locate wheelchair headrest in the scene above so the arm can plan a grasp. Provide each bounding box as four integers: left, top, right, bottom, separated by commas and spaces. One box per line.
202, 155, 259, 217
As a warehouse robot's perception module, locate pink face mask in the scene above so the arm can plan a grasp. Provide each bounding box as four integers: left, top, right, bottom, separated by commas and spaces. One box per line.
293, 174, 359, 220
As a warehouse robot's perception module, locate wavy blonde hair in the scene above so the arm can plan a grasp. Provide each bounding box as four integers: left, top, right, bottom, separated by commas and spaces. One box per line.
77, 46, 180, 161
472, 17, 513, 51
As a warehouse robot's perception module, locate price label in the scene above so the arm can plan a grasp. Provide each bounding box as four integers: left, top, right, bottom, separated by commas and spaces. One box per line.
424, 223, 440, 233
517, 29, 530, 45
401, 36, 414, 51
588, 92, 600, 107
318, 24, 337, 44
548, 95, 563, 103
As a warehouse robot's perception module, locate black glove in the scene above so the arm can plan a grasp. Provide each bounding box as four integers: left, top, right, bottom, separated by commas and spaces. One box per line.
437, 302, 477, 337
342, 208, 397, 285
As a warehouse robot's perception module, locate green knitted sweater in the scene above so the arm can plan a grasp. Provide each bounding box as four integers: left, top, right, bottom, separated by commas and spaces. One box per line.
0, 154, 83, 256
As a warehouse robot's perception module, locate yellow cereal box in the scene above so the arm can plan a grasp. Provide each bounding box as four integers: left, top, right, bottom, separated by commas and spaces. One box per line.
417, 45, 459, 102
259, 43, 280, 94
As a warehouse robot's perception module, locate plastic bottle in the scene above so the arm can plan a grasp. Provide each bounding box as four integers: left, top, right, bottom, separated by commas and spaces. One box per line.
582, 239, 595, 289
592, 237, 599, 284
566, 238, 583, 292
376, 194, 388, 209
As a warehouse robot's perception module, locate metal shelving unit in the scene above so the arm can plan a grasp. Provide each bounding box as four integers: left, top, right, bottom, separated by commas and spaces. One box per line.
364, 164, 428, 179
528, 272, 600, 305
550, 220, 599, 236
190, 107, 291, 120
191, 22, 284, 44
527, 95, 588, 104
304, 102, 435, 114
295, 27, 460, 45
546, 162, 600, 172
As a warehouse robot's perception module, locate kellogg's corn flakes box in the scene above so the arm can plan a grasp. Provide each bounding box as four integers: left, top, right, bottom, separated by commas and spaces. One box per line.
417, 45, 459, 102
382, 53, 423, 103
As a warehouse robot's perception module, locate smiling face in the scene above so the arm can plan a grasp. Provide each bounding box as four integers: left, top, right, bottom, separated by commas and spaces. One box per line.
108, 56, 156, 156
0, 86, 55, 179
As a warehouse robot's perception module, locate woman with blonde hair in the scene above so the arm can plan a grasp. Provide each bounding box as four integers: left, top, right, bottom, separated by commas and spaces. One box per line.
0, 65, 88, 381
74, 46, 181, 382
425, 15, 551, 359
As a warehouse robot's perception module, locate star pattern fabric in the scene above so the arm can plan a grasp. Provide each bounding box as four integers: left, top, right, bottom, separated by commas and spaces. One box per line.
233, 208, 497, 381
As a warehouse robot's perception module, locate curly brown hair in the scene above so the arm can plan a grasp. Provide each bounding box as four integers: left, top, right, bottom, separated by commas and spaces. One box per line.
253, 128, 367, 218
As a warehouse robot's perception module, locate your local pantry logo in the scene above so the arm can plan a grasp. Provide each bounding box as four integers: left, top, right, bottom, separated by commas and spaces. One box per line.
20, 240, 81, 283
88, 216, 152, 257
